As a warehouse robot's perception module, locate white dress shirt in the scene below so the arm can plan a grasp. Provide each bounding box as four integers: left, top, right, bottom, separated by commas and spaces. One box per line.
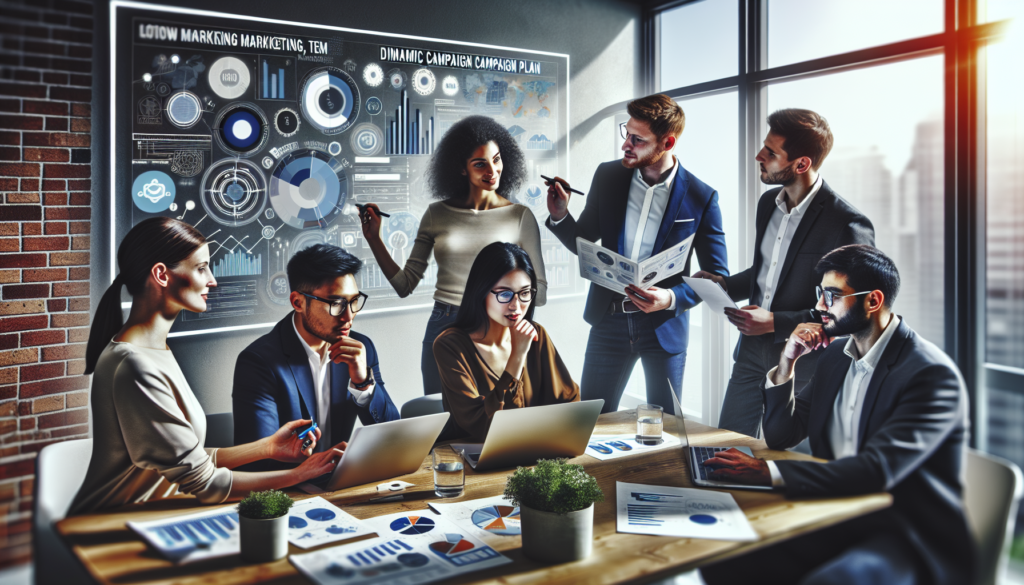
755, 176, 823, 310
764, 314, 901, 487
551, 158, 680, 309
291, 315, 374, 449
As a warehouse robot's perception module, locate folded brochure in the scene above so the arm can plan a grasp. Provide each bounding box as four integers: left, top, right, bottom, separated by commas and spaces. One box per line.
576, 234, 695, 294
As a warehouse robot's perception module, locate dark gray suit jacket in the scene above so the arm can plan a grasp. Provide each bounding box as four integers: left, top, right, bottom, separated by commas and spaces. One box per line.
724, 180, 874, 344
761, 319, 973, 585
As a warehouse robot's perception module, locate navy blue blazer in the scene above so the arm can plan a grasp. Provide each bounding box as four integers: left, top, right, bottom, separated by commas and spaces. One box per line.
232, 314, 400, 470
547, 160, 728, 353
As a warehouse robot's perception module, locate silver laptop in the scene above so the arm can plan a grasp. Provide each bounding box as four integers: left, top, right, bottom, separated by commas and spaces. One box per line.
669, 382, 772, 491
321, 412, 450, 491
452, 400, 605, 471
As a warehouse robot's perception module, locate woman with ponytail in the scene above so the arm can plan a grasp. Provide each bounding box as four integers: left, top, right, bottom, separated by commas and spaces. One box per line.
70, 217, 342, 514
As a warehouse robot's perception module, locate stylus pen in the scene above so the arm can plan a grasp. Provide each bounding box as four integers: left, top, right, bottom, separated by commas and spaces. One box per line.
298, 421, 318, 451
355, 203, 391, 218
541, 175, 585, 196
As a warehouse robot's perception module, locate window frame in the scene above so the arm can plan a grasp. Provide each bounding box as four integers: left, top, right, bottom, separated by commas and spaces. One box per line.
626, 0, 1016, 444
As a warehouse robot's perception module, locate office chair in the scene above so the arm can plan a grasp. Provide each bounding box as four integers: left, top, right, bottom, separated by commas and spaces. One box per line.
204, 412, 235, 448
33, 438, 94, 585
400, 395, 444, 419
964, 449, 1023, 585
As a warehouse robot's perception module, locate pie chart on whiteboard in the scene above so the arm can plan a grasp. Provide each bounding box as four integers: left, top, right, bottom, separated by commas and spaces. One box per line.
268, 148, 347, 230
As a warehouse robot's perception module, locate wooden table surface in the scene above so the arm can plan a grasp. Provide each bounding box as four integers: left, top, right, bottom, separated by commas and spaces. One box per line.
58, 411, 891, 584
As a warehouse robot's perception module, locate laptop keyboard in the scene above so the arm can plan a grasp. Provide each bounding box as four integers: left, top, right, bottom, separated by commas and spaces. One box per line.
694, 447, 730, 480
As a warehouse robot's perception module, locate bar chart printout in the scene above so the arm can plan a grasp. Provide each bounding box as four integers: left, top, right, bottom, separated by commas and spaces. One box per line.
615, 482, 757, 541
126, 505, 241, 564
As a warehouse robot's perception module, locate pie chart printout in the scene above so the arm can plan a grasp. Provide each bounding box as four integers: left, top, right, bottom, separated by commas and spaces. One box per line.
470, 505, 521, 536
305, 508, 337, 522
429, 533, 476, 557
389, 515, 436, 535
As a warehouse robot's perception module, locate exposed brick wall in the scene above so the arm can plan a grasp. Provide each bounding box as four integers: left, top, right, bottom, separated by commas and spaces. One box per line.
0, 0, 94, 569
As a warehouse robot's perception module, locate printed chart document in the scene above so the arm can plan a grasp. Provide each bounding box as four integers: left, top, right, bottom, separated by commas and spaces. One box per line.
585, 433, 681, 461
428, 495, 521, 545
291, 510, 510, 585
288, 496, 374, 549
616, 482, 757, 541
682, 276, 739, 314
127, 505, 240, 564
576, 234, 695, 293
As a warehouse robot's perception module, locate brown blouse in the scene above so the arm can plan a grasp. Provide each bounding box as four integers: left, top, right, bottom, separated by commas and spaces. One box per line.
432, 322, 580, 441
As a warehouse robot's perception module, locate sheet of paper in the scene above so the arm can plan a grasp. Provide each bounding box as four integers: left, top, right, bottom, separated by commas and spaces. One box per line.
288, 496, 374, 549
615, 482, 757, 541
427, 495, 520, 545
584, 433, 682, 461
682, 276, 738, 314
291, 511, 511, 585
576, 237, 639, 293
637, 234, 695, 286
126, 505, 240, 564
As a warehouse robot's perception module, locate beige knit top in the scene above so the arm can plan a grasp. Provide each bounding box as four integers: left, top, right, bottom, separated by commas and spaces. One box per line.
387, 202, 548, 307
68, 341, 232, 515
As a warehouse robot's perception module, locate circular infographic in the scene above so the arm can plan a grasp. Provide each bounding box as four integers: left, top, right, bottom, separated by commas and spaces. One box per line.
267, 270, 290, 305
616, 273, 632, 285
365, 96, 383, 116
138, 96, 161, 119
397, 553, 429, 568
441, 75, 460, 96
429, 534, 475, 557
132, 170, 176, 213
328, 141, 342, 156
517, 184, 544, 212
214, 103, 269, 157
169, 150, 203, 177
305, 508, 337, 522
288, 516, 308, 529
269, 148, 348, 229
690, 514, 718, 525
299, 67, 361, 135
596, 251, 614, 266
642, 271, 658, 284
207, 56, 250, 99
382, 211, 418, 255
200, 158, 268, 226
363, 63, 384, 87
412, 68, 436, 96
386, 68, 407, 90
389, 515, 435, 535
165, 91, 203, 128
274, 107, 300, 137
350, 123, 384, 156
471, 505, 521, 536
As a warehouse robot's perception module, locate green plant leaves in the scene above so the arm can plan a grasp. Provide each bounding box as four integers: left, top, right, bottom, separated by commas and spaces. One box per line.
237, 489, 295, 520
502, 458, 604, 515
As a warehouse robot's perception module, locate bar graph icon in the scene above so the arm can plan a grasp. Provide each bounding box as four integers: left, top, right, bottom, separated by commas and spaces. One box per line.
260, 57, 292, 100
213, 249, 262, 277
385, 90, 435, 156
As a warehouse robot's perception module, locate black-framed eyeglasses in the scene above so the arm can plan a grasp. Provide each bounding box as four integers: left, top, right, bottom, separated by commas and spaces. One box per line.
619, 123, 647, 147
300, 292, 368, 316
489, 288, 536, 304
815, 285, 870, 309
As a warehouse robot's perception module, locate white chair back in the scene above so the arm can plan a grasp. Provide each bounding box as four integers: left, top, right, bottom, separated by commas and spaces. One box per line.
400, 394, 444, 419
33, 438, 93, 584
964, 448, 1023, 585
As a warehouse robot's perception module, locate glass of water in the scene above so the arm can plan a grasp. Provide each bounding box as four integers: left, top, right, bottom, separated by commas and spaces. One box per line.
636, 404, 664, 445
432, 446, 465, 498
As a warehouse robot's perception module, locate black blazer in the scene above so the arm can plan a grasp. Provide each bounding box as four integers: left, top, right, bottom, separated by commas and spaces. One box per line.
761, 319, 973, 585
546, 160, 728, 353
723, 180, 874, 343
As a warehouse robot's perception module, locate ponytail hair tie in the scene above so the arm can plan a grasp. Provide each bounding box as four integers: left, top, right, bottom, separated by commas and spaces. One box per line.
112, 274, 124, 286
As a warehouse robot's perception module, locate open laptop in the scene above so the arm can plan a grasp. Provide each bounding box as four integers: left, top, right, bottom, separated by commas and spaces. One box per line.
669, 382, 772, 491
310, 412, 450, 492
451, 399, 605, 471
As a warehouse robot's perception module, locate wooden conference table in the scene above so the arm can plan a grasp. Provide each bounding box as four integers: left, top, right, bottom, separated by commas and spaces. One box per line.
58, 411, 891, 585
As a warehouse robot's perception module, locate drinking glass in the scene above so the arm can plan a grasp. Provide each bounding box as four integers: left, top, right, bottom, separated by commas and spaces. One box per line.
432, 446, 465, 498
636, 404, 664, 445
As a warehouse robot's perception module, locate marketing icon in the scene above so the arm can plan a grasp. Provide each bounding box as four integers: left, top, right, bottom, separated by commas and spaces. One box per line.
132, 170, 176, 213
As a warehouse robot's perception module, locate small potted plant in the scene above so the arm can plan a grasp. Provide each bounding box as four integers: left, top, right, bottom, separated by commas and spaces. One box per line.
237, 489, 294, 563
503, 458, 604, 563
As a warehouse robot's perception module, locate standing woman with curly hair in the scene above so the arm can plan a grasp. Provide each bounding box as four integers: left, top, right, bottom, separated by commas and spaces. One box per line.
360, 115, 548, 396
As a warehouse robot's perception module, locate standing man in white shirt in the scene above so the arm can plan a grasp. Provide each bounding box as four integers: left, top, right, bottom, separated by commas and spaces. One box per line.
700, 245, 972, 585
695, 109, 874, 437
232, 244, 399, 471
546, 94, 728, 411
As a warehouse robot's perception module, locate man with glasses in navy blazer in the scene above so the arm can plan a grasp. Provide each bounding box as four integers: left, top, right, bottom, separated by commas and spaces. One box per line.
232, 244, 399, 471
545, 93, 728, 412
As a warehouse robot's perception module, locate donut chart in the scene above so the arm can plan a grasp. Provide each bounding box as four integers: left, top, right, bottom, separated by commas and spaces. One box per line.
389, 515, 435, 535
166, 91, 202, 128
208, 56, 250, 99
269, 148, 347, 229
299, 67, 360, 135
214, 103, 268, 157
200, 158, 267, 226
470, 505, 521, 536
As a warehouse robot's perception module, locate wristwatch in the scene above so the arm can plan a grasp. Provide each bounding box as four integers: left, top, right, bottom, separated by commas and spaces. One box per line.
352, 370, 374, 390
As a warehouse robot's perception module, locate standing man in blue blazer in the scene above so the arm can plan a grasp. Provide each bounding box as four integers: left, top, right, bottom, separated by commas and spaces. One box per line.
545, 94, 728, 412
233, 244, 399, 470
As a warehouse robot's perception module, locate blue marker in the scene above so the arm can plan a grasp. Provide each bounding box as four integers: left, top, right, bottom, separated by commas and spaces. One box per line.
298, 422, 318, 451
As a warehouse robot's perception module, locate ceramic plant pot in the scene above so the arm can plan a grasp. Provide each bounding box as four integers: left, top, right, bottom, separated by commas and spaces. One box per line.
520, 503, 594, 563
239, 514, 289, 563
